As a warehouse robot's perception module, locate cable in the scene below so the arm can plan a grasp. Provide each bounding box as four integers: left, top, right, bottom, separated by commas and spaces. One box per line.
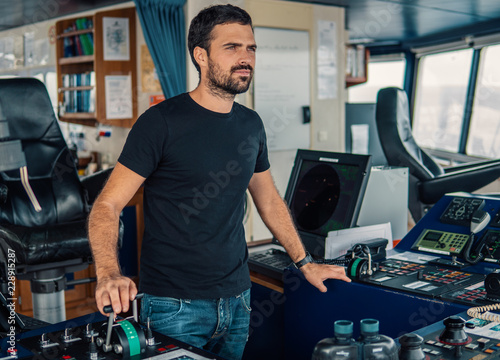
316, 243, 372, 267
463, 233, 485, 264
467, 303, 500, 323
315, 258, 350, 266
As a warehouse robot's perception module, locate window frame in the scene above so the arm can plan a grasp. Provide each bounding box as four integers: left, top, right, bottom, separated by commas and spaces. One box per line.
409, 39, 500, 161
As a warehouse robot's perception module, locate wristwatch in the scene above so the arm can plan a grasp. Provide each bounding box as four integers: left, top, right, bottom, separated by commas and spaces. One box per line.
293, 252, 314, 269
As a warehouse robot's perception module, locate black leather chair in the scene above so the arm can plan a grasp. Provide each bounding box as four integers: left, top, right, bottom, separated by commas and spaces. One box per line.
375, 87, 500, 222
0, 78, 119, 323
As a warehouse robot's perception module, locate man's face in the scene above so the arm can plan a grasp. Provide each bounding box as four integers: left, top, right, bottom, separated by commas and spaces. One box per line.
203, 23, 256, 96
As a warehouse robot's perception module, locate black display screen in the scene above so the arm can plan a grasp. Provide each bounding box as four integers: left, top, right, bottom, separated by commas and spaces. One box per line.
290, 160, 362, 235
423, 231, 443, 242
278, 150, 372, 257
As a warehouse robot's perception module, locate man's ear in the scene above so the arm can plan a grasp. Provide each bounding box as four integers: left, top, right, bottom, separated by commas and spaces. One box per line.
193, 46, 208, 69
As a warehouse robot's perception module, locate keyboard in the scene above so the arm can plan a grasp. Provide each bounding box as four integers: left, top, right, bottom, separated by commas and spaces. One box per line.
18, 313, 50, 331
248, 248, 293, 280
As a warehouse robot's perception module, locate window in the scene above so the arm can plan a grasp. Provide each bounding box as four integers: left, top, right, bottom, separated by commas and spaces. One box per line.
467, 44, 500, 158
412, 49, 473, 152
348, 59, 406, 103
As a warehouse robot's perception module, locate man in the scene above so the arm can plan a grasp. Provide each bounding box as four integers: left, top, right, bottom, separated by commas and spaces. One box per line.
88, 4, 350, 360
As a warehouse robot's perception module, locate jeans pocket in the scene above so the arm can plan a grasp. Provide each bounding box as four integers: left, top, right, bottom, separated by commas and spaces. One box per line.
142, 295, 184, 328
239, 289, 252, 314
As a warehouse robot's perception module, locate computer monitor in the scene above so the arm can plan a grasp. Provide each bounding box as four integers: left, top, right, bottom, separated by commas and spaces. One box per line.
276, 149, 372, 257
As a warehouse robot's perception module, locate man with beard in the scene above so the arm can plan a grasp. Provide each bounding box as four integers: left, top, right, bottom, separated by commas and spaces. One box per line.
88, 4, 351, 360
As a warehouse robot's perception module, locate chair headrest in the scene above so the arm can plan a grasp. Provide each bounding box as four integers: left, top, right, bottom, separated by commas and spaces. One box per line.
376, 87, 444, 180
0, 78, 59, 141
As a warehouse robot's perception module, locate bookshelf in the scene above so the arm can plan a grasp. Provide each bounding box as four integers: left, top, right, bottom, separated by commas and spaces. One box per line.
345, 45, 370, 88
56, 7, 137, 128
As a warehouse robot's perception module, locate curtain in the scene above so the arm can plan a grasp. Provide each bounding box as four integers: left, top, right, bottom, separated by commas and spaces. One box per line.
134, 0, 187, 98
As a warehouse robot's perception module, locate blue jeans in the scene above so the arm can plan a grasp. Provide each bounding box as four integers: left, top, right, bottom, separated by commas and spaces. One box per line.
140, 289, 251, 360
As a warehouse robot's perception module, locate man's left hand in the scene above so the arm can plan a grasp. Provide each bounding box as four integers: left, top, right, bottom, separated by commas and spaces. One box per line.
300, 262, 351, 292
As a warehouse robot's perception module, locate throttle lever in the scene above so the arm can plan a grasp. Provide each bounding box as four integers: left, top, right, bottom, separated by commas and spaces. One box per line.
102, 294, 143, 352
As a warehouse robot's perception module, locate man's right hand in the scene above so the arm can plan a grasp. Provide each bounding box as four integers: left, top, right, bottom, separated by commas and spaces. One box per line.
95, 274, 138, 316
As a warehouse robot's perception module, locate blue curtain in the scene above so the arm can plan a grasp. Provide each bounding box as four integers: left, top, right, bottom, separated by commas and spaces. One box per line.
134, 0, 187, 98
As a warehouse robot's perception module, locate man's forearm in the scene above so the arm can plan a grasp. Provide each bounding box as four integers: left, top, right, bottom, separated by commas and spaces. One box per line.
256, 192, 307, 262
88, 200, 122, 279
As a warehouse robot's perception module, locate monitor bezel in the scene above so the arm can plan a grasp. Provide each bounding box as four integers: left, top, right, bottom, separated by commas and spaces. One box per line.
274, 149, 372, 258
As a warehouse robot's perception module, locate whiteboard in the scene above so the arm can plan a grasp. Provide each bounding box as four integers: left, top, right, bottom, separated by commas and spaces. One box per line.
254, 27, 310, 151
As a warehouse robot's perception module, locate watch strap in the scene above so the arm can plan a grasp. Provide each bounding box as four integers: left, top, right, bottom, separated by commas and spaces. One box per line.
294, 252, 313, 269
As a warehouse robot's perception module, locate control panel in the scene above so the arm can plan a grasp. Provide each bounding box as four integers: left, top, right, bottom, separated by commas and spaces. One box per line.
405, 194, 500, 263
411, 229, 470, 256
359, 259, 486, 299
440, 197, 485, 227
10, 322, 219, 360
342, 194, 500, 308
0, 298, 224, 360
400, 314, 500, 360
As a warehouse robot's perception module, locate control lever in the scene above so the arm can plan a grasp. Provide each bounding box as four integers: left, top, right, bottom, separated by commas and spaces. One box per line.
464, 210, 491, 264
101, 294, 145, 353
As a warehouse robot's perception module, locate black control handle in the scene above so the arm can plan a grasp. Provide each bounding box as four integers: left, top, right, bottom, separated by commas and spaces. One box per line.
103, 293, 143, 315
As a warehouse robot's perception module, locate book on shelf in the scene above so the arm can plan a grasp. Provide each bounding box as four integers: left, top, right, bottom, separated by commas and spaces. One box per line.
345, 44, 366, 79
61, 71, 96, 115
61, 18, 94, 57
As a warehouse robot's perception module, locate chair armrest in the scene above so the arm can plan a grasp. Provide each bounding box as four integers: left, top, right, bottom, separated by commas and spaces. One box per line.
419, 162, 500, 204
444, 158, 500, 173
80, 167, 113, 204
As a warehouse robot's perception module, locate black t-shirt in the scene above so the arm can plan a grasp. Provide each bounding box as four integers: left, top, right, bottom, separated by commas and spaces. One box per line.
118, 93, 270, 299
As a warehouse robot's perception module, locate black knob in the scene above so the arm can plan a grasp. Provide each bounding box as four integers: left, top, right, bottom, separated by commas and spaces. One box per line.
439, 316, 469, 345
399, 333, 425, 360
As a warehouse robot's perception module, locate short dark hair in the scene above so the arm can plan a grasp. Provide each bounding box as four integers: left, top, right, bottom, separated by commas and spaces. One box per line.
187, 4, 253, 75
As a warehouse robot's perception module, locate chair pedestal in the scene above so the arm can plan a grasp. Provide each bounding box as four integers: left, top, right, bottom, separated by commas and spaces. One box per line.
32, 287, 66, 323
17, 259, 89, 323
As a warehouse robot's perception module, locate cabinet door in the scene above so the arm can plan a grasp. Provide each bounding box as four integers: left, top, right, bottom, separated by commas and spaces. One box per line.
94, 7, 138, 128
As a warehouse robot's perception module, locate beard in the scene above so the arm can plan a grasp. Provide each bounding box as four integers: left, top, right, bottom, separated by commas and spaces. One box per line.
206, 58, 253, 98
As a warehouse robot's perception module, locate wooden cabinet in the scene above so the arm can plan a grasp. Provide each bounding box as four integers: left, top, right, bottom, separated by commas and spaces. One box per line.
55, 7, 137, 128
345, 45, 369, 87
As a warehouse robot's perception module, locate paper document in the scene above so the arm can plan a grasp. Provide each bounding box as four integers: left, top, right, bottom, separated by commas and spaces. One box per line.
388, 251, 439, 264
325, 223, 392, 259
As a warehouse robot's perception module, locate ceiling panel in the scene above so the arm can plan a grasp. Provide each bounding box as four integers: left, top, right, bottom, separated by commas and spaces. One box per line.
0, 0, 500, 49
346, 1, 492, 43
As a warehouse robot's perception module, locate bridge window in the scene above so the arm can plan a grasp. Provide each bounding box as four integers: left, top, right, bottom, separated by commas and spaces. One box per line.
467, 44, 500, 158
348, 58, 406, 103
413, 49, 473, 153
